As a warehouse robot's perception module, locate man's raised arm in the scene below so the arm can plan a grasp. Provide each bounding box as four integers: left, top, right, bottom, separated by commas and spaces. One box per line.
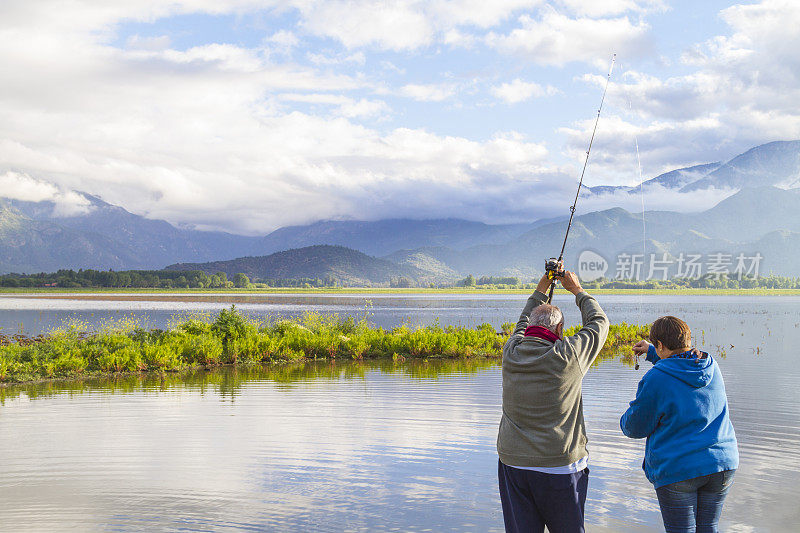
504, 274, 552, 356
559, 271, 610, 373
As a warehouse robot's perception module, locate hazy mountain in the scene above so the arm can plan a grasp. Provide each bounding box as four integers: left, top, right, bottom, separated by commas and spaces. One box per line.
586, 162, 722, 196
588, 139, 800, 197
388, 186, 800, 278
7, 194, 258, 268
0, 201, 137, 273
696, 186, 800, 241
384, 246, 477, 277
384, 250, 460, 280
744, 231, 800, 276
166, 245, 428, 285
3, 140, 800, 276
682, 140, 800, 191
0, 191, 540, 274
254, 218, 535, 257
642, 162, 723, 189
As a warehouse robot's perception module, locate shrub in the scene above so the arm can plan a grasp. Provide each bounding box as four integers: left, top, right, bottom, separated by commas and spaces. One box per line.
0, 306, 648, 384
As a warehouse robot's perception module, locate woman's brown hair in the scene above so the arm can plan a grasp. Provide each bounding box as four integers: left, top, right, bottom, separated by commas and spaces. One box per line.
649, 316, 692, 351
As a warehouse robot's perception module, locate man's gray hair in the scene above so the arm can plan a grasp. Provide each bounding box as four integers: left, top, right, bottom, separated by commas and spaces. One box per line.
529, 304, 564, 333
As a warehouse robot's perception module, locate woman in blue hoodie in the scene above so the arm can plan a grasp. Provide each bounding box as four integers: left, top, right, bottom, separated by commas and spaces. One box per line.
620, 316, 738, 533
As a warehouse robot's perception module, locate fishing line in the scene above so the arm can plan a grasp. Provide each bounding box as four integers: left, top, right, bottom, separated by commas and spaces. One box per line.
546, 53, 616, 303
629, 95, 646, 370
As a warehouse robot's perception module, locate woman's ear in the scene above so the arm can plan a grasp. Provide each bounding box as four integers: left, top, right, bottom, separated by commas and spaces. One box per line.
654, 340, 668, 359
556, 322, 564, 338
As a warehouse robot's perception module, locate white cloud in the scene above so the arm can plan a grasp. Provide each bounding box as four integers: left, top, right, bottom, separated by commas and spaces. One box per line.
442, 29, 477, 48
0, 171, 61, 203
126, 35, 172, 51
0, 105, 556, 232
297, 2, 435, 51
278, 93, 389, 118
426, 0, 544, 28
306, 51, 366, 66
559, 112, 738, 185
486, 10, 652, 66
380, 61, 405, 74
2, 0, 798, 236
566, 0, 800, 182
0, 171, 93, 216
0, 0, 559, 233
683, 1, 800, 74
266, 30, 300, 55
291, 1, 661, 54
581, 184, 734, 217
491, 79, 557, 104
556, 0, 666, 17
296, 0, 541, 51
399, 83, 458, 102
337, 99, 390, 119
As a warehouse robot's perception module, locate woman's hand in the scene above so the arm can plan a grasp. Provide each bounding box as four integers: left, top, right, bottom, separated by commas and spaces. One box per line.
632, 340, 651, 355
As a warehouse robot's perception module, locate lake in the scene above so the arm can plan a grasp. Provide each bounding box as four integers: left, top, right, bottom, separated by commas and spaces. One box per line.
1, 293, 799, 531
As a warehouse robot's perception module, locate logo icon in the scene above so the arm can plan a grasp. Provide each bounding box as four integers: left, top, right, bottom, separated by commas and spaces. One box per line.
578, 250, 608, 281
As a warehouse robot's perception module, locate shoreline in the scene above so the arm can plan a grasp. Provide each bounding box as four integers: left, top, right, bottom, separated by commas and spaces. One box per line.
2, 287, 800, 296
1, 308, 646, 385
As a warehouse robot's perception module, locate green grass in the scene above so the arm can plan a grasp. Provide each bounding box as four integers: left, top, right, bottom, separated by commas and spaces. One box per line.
567, 322, 651, 368
0, 307, 505, 384
0, 307, 650, 385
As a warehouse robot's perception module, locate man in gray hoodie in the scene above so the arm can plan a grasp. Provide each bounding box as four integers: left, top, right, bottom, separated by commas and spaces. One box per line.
497, 269, 609, 533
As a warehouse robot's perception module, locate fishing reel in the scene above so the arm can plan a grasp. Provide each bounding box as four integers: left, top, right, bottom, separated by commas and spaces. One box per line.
545, 258, 565, 280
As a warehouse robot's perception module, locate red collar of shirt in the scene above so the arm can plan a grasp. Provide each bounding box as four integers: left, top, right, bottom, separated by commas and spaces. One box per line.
523, 325, 560, 343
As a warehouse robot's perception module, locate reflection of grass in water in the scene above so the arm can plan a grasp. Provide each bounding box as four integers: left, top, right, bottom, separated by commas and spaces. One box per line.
0, 360, 501, 403
566, 322, 651, 368
0, 306, 649, 385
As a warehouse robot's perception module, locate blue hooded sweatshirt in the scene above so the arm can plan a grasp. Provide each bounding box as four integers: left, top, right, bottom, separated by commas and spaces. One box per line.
620, 345, 739, 488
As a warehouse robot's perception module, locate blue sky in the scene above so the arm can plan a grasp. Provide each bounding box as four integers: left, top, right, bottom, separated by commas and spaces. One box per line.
109, 1, 729, 146
1, 1, 799, 234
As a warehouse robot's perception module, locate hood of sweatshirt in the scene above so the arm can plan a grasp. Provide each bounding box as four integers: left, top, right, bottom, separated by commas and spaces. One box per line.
653, 349, 714, 388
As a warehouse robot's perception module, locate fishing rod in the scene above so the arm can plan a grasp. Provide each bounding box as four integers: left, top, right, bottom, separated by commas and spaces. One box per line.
546, 53, 616, 303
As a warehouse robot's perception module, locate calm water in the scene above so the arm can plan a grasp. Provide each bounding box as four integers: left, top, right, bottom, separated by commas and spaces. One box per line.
1, 293, 799, 531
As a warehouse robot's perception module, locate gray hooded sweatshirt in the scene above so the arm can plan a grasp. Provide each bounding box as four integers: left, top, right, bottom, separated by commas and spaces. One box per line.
497, 289, 609, 468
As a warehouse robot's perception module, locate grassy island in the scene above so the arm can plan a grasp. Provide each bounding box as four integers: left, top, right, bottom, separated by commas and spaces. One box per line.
0, 307, 649, 384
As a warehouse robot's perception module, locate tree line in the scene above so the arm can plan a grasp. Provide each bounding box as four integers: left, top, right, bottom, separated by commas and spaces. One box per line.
2, 269, 799, 290
0, 269, 341, 289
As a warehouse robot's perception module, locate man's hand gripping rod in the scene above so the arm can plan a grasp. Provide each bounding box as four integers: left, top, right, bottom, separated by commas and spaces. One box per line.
546, 54, 615, 303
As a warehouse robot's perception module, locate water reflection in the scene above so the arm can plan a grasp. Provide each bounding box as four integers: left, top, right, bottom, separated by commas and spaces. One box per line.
2, 296, 800, 531
0, 348, 640, 404
0, 359, 508, 532
0, 359, 500, 403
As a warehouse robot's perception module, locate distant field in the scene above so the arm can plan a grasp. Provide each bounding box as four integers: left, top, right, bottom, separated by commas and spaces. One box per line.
2, 287, 800, 296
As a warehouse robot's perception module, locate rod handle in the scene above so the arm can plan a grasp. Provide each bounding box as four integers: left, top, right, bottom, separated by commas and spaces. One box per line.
547, 281, 556, 303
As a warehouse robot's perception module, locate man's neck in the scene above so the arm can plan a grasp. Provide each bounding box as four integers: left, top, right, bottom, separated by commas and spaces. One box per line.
667, 347, 692, 357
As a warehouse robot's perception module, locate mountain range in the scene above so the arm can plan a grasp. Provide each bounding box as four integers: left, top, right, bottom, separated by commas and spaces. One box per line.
3, 140, 800, 280
166, 245, 427, 286
384, 186, 800, 279
0, 194, 256, 273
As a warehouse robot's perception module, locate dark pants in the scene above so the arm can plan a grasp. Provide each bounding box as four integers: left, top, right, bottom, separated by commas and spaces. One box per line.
655, 470, 736, 533
498, 460, 589, 533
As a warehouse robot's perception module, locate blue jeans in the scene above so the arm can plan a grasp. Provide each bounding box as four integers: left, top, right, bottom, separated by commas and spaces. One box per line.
498, 460, 589, 533
655, 470, 736, 533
